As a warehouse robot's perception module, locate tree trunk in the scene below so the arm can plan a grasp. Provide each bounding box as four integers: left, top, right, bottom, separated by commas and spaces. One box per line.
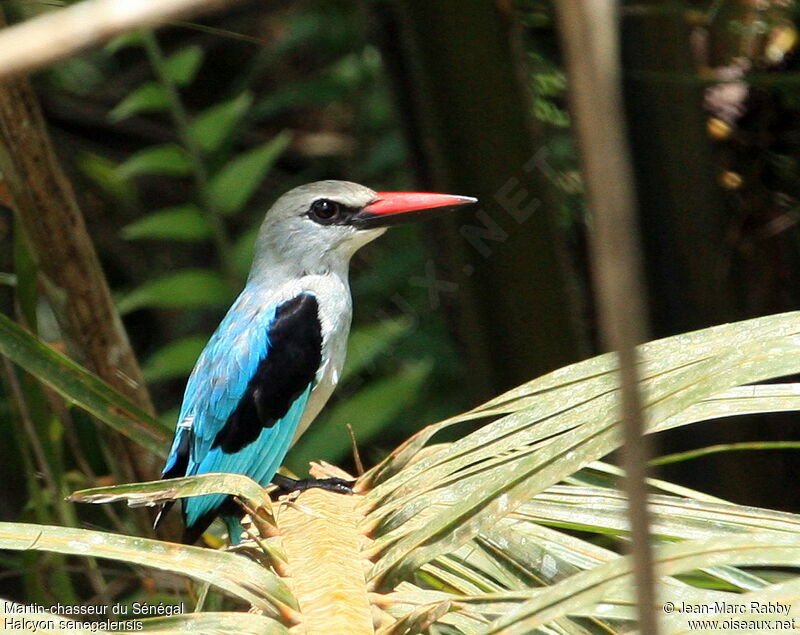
370, 0, 587, 401
0, 8, 158, 484
621, 6, 735, 335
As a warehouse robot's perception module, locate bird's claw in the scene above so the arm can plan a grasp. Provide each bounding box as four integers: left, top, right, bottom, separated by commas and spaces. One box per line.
271, 474, 355, 496
314, 477, 356, 494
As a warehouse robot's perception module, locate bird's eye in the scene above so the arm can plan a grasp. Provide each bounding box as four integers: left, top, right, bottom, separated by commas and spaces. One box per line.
309, 199, 341, 223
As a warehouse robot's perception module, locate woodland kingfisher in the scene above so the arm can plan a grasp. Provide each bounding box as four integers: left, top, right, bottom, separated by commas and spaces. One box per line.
155, 180, 476, 543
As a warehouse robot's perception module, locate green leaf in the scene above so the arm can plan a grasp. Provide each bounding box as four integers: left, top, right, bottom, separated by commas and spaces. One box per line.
117, 269, 232, 314
69, 473, 271, 513
0, 313, 169, 456
164, 45, 204, 86
189, 92, 253, 153
77, 152, 137, 202
519, 484, 800, 542
481, 518, 614, 584
287, 361, 432, 474
209, 132, 291, 215
0, 522, 294, 614
483, 533, 800, 633
142, 335, 208, 382
477, 513, 767, 598
572, 460, 727, 504
381, 584, 505, 633
137, 612, 288, 634
364, 312, 800, 587
121, 205, 212, 242
118, 144, 192, 179
108, 82, 169, 122
368, 313, 800, 490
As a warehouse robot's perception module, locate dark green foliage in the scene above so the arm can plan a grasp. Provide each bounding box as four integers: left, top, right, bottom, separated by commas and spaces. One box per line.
1, 0, 460, 609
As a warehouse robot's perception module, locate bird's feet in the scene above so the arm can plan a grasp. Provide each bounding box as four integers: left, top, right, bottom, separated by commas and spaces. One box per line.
271, 473, 355, 496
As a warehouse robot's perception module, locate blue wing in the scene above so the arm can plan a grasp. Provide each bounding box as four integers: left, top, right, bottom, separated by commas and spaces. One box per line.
157, 291, 323, 543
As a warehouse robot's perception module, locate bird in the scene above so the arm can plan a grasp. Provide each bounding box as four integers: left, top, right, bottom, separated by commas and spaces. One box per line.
154, 180, 476, 544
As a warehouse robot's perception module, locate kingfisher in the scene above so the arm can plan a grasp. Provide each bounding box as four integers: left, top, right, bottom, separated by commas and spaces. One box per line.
155, 180, 476, 544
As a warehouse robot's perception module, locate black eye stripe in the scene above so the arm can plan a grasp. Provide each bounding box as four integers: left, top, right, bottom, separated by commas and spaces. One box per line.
306, 198, 359, 225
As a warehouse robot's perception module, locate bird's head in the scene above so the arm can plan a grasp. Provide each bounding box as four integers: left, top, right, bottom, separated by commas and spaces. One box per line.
251, 180, 476, 278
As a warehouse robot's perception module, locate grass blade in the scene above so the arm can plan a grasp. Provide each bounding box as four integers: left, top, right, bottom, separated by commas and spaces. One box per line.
0, 313, 169, 456
0, 523, 294, 614
69, 473, 272, 516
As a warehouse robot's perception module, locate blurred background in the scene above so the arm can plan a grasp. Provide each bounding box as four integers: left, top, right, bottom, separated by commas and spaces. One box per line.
1, 0, 800, 605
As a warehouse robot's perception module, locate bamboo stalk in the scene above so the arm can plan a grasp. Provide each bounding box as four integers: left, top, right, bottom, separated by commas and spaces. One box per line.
0, 0, 239, 80
554, 2, 658, 633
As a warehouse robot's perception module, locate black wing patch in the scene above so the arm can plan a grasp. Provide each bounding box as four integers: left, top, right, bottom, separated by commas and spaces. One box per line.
211, 294, 322, 454
162, 429, 192, 480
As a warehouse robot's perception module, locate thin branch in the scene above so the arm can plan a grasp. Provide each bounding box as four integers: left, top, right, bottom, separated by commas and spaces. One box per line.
2, 357, 109, 597
346, 423, 364, 476
0, 0, 240, 80
141, 31, 235, 283
650, 441, 800, 467
60, 409, 130, 533
554, 2, 658, 633
2, 358, 60, 513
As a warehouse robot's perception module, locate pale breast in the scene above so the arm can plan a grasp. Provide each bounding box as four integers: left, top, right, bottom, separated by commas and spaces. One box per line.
269, 274, 353, 443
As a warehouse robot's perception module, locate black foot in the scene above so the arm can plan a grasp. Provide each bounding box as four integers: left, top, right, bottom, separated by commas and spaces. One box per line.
271, 473, 355, 495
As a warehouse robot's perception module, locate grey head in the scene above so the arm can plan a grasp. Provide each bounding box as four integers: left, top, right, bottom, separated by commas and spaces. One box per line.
249, 179, 477, 281
250, 180, 384, 280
